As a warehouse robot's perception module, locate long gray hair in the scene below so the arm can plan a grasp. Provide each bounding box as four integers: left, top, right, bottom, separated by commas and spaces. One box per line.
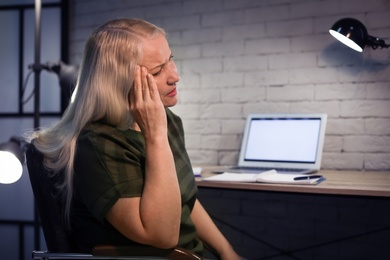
31, 18, 165, 224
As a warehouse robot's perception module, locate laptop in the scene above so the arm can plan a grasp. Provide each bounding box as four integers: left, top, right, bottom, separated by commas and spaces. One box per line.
227, 113, 327, 175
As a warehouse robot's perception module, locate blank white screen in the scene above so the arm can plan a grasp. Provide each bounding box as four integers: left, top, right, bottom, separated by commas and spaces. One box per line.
244, 119, 321, 163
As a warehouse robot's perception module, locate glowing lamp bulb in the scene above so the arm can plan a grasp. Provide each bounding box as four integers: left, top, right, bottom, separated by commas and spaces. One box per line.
0, 151, 23, 184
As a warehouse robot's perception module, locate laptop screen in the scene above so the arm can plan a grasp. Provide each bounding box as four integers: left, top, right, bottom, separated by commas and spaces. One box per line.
239, 114, 327, 170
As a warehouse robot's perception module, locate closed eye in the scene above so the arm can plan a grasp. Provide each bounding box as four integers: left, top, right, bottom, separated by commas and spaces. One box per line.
151, 55, 174, 77
152, 69, 162, 77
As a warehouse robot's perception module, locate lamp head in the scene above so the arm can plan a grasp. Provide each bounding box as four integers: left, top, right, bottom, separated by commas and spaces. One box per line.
44, 61, 78, 98
329, 17, 390, 52
329, 18, 368, 52
0, 137, 27, 184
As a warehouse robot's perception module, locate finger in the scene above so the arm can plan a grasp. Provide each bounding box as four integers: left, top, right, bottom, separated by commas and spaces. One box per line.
131, 65, 142, 106
141, 67, 150, 100
146, 73, 160, 101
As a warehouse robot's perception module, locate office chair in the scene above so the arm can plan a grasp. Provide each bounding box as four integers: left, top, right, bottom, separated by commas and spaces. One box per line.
26, 143, 202, 260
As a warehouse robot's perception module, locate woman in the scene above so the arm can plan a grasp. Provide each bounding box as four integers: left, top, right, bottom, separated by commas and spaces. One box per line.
30, 18, 241, 259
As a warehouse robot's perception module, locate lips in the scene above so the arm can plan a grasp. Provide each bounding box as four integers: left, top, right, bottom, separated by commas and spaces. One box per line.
167, 88, 177, 97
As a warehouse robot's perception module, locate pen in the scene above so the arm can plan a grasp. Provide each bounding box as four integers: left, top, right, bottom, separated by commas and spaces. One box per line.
294, 175, 323, 181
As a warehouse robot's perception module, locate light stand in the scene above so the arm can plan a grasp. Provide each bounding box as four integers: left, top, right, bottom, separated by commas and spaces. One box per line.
33, 0, 42, 250
29, 0, 78, 251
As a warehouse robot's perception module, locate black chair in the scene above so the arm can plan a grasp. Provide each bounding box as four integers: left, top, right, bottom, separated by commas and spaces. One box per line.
26, 143, 202, 260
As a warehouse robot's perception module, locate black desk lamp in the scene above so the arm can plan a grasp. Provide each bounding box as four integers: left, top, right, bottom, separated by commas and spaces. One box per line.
329, 17, 390, 52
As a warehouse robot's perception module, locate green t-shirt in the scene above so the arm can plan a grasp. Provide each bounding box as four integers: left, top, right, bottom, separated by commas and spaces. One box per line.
71, 109, 203, 256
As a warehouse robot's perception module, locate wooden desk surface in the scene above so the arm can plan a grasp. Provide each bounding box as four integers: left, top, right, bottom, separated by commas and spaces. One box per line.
196, 167, 390, 197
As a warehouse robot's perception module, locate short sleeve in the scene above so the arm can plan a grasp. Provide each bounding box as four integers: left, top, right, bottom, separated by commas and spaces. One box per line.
74, 124, 145, 223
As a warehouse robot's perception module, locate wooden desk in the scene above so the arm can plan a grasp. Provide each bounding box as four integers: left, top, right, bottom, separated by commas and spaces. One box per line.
196, 168, 390, 197
195, 168, 390, 259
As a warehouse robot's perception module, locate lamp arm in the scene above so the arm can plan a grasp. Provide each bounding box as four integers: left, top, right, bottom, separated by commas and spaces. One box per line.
28, 61, 60, 73
366, 35, 390, 49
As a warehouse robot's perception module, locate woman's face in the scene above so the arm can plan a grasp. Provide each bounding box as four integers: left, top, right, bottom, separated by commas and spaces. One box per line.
138, 35, 180, 107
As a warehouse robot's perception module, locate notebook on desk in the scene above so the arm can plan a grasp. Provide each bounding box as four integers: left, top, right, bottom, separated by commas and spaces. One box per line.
226, 113, 327, 175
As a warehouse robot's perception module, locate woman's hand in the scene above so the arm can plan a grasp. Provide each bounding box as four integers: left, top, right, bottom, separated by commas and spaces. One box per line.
107, 65, 181, 249
129, 65, 167, 140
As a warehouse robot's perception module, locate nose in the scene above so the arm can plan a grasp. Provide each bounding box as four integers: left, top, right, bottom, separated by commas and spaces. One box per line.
167, 60, 180, 84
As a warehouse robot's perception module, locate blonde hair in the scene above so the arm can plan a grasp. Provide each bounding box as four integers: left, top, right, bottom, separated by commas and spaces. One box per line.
31, 18, 165, 224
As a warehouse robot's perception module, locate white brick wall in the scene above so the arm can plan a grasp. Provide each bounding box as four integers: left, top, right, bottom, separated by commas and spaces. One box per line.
69, 0, 390, 170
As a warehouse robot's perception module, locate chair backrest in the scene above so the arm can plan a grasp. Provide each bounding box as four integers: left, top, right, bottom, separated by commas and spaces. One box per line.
26, 143, 78, 252
26, 143, 203, 259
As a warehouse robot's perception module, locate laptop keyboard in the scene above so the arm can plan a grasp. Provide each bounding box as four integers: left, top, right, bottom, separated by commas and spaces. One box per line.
231, 166, 310, 173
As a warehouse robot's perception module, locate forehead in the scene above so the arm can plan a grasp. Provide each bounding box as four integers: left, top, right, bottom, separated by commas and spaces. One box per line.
139, 35, 170, 67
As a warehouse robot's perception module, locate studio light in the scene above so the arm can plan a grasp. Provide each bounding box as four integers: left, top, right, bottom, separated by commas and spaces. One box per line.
329, 17, 390, 52
0, 137, 28, 184
29, 61, 78, 102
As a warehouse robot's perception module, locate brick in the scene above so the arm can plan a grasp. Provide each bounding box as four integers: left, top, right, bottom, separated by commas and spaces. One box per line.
171, 104, 201, 119
201, 103, 243, 119
367, 11, 390, 29
338, 66, 390, 84
145, 2, 183, 19
269, 52, 317, 69
223, 0, 267, 10
291, 34, 333, 52
184, 133, 202, 149
245, 70, 289, 86
222, 23, 266, 41
340, 100, 390, 117
289, 101, 340, 117
291, 1, 339, 18
202, 41, 245, 58
223, 55, 268, 72
245, 5, 289, 23
221, 119, 246, 134
366, 82, 390, 99
202, 10, 244, 27
321, 152, 364, 169
163, 15, 201, 31
243, 102, 290, 115
222, 87, 266, 103
344, 136, 390, 153
187, 149, 218, 165
325, 118, 365, 135
182, 27, 222, 44
323, 135, 343, 152
182, 119, 221, 134
267, 85, 314, 101
182, 0, 223, 14
339, 0, 388, 13
289, 67, 338, 84
365, 118, 390, 135
200, 72, 244, 88
181, 58, 222, 73
176, 73, 201, 90
315, 83, 366, 101
178, 88, 220, 104
266, 18, 314, 37
245, 37, 290, 54
200, 134, 241, 150
165, 31, 182, 46
218, 150, 240, 165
